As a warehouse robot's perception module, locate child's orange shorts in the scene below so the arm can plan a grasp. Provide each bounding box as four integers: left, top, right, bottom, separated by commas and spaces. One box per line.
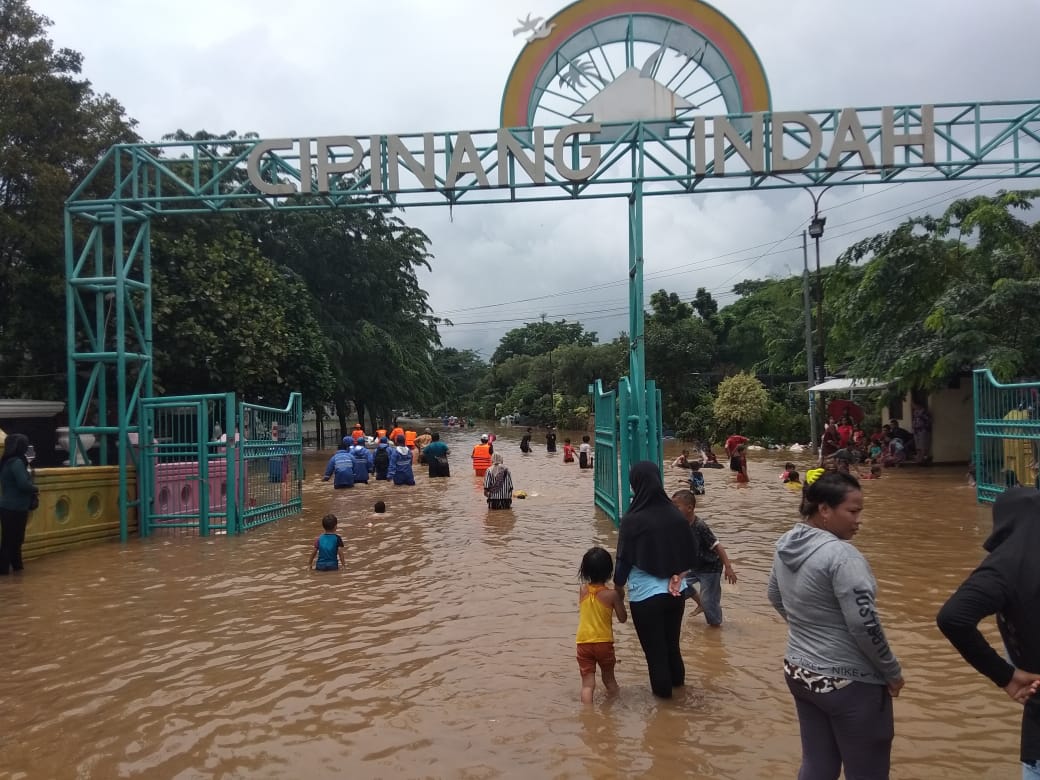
576, 641, 616, 675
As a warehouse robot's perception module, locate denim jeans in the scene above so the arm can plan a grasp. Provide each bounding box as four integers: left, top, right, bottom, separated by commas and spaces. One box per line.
686, 571, 723, 625
1025, 760, 1040, 780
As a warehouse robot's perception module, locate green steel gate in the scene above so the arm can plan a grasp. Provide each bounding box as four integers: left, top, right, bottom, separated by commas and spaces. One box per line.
139, 393, 237, 535
973, 369, 1040, 503
238, 394, 303, 530
591, 380, 619, 522
139, 392, 302, 535
592, 378, 665, 525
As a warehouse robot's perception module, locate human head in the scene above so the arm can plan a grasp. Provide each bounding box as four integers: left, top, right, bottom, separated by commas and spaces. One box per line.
786, 469, 801, 483
527, 427, 532, 433
379, 436, 388, 444
578, 546, 614, 584
424, 427, 431, 434
431, 431, 440, 442
354, 437, 364, 446
374, 501, 386, 514
480, 434, 489, 442
785, 461, 796, 471
682, 449, 689, 456
321, 513, 338, 531
582, 435, 590, 443
353, 423, 362, 430
342, 436, 353, 449
986, 486, 1040, 551
870, 465, 882, 476
396, 434, 406, 445
1, 433, 29, 462
889, 418, 899, 428
799, 471, 863, 540
564, 438, 571, 445
491, 452, 504, 466
670, 489, 696, 520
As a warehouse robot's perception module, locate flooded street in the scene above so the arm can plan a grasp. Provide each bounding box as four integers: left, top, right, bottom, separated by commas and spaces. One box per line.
0, 425, 1019, 779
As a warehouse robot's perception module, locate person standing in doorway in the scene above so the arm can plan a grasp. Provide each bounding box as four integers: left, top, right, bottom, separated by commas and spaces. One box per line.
937, 487, 1040, 779
0, 434, 38, 575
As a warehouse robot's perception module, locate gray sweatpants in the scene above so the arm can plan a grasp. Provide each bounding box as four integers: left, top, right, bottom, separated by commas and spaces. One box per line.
785, 676, 894, 780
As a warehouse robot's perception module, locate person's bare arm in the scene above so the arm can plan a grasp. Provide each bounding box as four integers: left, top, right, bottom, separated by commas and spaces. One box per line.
308, 545, 317, 569
715, 543, 738, 584
601, 586, 627, 623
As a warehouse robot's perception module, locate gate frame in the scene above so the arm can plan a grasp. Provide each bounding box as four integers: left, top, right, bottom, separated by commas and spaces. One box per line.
972, 369, 1040, 503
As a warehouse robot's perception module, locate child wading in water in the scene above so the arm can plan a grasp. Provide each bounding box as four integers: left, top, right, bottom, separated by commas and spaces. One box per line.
579, 435, 593, 469
309, 514, 345, 571
576, 546, 627, 703
562, 438, 576, 463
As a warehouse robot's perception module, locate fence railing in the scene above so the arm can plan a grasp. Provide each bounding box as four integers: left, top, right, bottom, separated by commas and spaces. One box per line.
972, 369, 1040, 503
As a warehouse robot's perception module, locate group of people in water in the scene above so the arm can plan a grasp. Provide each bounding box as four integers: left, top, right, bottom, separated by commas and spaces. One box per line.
576, 458, 1040, 779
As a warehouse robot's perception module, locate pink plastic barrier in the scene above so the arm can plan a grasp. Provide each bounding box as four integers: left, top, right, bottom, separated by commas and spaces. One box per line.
152, 459, 229, 517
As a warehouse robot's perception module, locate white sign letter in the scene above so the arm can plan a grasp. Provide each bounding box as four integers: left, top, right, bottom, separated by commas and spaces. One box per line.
446, 132, 491, 188
826, 108, 877, 170
553, 123, 602, 182
497, 128, 546, 186
713, 114, 765, 175
314, 136, 365, 194
247, 139, 296, 196
387, 134, 437, 191
771, 112, 823, 172
882, 105, 935, 167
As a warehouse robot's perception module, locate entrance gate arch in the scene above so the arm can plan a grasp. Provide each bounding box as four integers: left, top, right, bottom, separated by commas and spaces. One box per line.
64, 0, 1040, 536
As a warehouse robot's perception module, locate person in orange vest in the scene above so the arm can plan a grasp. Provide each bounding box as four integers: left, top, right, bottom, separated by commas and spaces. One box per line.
374, 426, 388, 441
404, 430, 418, 451
471, 434, 493, 476
389, 423, 405, 444
351, 422, 365, 442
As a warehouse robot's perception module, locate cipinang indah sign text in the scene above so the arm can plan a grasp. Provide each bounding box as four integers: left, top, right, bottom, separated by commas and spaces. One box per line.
246, 106, 935, 196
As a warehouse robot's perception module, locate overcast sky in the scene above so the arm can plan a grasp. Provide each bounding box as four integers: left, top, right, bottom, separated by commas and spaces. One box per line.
32, 0, 1040, 359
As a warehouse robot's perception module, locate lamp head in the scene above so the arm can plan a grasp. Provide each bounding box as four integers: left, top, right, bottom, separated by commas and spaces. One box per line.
808, 215, 827, 239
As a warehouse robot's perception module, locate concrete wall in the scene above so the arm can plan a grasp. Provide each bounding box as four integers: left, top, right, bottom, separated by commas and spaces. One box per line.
899, 381, 974, 464
24, 466, 137, 559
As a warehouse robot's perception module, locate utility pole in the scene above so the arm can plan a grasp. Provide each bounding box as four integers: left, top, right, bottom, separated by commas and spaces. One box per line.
802, 231, 818, 449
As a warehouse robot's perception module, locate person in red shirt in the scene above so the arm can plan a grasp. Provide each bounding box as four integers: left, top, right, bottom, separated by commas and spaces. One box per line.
562, 438, 576, 463
724, 434, 748, 457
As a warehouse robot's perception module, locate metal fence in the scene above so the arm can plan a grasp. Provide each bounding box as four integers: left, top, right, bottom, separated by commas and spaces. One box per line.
591, 380, 619, 523
973, 369, 1040, 503
138, 392, 302, 535
239, 395, 303, 530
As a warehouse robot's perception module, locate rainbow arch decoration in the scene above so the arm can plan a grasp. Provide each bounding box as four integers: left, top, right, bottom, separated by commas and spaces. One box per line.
500, 0, 771, 130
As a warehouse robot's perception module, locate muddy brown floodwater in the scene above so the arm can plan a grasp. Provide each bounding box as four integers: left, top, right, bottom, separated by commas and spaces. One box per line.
0, 425, 1022, 779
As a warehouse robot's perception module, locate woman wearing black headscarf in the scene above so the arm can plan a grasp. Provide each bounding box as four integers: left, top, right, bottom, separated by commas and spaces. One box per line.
0, 434, 38, 575
614, 461, 696, 697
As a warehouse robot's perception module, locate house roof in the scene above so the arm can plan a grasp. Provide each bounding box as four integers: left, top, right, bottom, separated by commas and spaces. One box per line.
807, 378, 890, 393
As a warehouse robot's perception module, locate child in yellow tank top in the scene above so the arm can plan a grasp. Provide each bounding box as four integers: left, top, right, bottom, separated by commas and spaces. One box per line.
576, 546, 628, 704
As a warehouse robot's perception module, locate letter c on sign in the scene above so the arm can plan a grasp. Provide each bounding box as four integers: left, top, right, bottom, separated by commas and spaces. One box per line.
247, 139, 297, 196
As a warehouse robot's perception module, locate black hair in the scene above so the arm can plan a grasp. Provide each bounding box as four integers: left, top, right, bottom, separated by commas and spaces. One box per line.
564, 438, 571, 444
786, 469, 800, 482
340, 440, 350, 450
431, 431, 440, 441
578, 546, 614, 584
582, 434, 590, 443
321, 513, 338, 531
670, 488, 696, 509
799, 471, 861, 518
374, 501, 386, 514
784, 461, 796, 470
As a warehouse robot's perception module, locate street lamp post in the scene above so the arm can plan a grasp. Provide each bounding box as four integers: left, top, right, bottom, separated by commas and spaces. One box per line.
806, 187, 832, 384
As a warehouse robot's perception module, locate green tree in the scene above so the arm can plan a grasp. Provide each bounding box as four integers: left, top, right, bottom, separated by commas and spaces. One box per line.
490, 320, 597, 364
432, 348, 487, 416
150, 226, 332, 404
830, 190, 1040, 388
712, 372, 769, 431
644, 290, 717, 424
0, 0, 139, 397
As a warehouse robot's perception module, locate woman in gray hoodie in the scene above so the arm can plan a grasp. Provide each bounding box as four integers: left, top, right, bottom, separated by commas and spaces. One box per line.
768, 470, 904, 780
